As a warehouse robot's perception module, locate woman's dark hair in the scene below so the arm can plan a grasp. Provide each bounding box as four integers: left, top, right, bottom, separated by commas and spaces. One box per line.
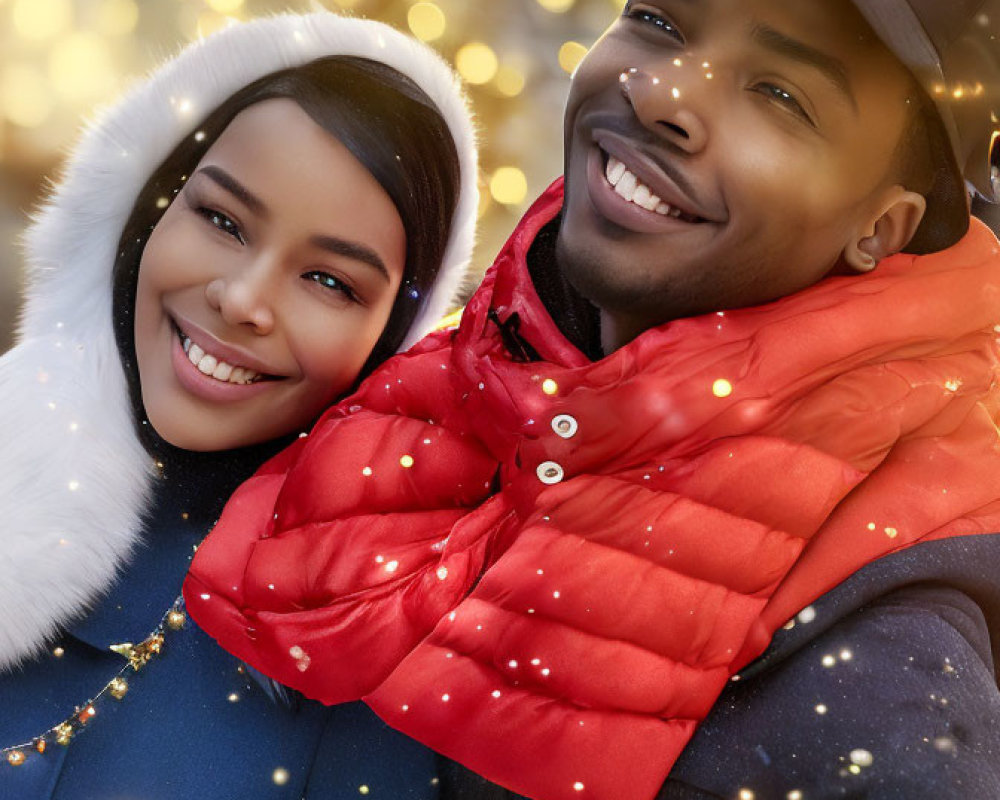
112, 56, 461, 459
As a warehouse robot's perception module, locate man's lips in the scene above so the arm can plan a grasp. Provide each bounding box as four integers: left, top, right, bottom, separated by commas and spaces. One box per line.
593, 130, 723, 224
582, 144, 722, 236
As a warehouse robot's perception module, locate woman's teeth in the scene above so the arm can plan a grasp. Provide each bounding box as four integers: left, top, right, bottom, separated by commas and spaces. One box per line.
605, 155, 684, 218
181, 335, 262, 384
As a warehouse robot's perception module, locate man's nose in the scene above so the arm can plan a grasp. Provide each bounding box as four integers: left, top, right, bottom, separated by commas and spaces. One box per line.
204, 260, 276, 335
618, 62, 710, 154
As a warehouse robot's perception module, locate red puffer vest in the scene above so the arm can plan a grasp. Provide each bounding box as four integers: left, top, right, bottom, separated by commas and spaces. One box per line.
186, 181, 1000, 800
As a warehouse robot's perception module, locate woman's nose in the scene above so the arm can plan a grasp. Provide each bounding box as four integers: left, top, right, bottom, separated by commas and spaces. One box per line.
618, 62, 710, 154
205, 266, 275, 335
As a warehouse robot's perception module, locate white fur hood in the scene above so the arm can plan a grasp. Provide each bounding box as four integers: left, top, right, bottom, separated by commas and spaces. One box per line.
0, 13, 478, 671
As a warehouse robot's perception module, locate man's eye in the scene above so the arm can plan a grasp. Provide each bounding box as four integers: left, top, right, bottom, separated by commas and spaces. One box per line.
623, 3, 684, 44
197, 207, 244, 243
302, 271, 358, 303
752, 82, 815, 126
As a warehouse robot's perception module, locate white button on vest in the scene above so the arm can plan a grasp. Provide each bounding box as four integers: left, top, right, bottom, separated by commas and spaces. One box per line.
536, 461, 565, 485
551, 414, 578, 439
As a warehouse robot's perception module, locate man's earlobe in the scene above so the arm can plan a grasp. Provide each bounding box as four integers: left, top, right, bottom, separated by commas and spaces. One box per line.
844, 188, 927, 272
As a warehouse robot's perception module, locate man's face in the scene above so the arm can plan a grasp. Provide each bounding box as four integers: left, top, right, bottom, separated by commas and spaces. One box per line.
558, 0, 919, 344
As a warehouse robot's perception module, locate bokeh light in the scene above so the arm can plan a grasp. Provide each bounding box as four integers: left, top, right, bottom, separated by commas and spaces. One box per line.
97, 0, 139, 36
12, 0, 72, 40
407, 2, 446, 42
49, 33, 116, 102
197, 11, 231, 37
207, 0, 245, 13
456, 42, 499, 85
1, 64, 53, 127
537, 0, 576, 12
495, 64, 526, 97
558, 41, 588, 74
490, 167, 529, 205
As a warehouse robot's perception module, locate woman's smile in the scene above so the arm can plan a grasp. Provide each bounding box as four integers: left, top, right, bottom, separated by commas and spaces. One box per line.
133, 99, 406, 451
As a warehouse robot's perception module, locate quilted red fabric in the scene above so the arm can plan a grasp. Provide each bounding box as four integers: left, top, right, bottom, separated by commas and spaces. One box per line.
186, 181, 1000, 800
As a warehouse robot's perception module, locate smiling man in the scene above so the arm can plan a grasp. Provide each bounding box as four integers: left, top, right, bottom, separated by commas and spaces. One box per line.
187, 2, 1000, 799
559, 0, 941, 349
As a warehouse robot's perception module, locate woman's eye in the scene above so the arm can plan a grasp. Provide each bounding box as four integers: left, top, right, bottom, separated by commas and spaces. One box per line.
197, 207, 244, 243
302, 271, 358, 303
623, 3, 684, 44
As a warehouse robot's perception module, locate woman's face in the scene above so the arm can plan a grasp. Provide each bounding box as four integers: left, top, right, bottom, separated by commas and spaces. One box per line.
134, 98, 406, 451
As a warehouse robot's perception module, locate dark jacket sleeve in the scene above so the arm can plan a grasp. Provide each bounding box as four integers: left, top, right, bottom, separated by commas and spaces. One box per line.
663, 581, 1000, 799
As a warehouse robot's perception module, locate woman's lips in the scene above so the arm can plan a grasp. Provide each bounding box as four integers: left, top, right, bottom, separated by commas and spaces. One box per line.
169, 322, 283, 404
178, 328, 266, 385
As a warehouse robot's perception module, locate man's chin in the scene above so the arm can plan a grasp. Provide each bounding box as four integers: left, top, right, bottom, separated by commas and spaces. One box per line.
555, 229, 662, 320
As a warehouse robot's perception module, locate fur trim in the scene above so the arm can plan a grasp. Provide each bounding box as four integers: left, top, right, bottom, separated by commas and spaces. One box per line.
0, 13, 478, 671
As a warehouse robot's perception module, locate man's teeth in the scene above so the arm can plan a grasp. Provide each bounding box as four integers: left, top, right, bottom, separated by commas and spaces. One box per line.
181, 336, 261, 384
605, 155, 683, 218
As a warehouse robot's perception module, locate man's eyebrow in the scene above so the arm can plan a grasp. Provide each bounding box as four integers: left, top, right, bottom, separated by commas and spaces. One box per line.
752, 24, 858, 112
196, 165, 267, 215
310, 235, 391, 282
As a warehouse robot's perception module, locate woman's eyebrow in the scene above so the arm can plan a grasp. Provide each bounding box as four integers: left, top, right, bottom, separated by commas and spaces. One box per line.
752, 23, 859, 113
310, 235, 390, 282
196, 165, 267, 215
194, 165, 390, 281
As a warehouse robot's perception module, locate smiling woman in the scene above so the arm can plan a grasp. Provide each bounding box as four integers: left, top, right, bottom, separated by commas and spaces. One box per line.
0, 12, 478, 799
134, 98, 407, 451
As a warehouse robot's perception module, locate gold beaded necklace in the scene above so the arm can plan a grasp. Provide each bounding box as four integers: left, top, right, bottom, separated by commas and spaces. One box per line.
1, 598, 189, 767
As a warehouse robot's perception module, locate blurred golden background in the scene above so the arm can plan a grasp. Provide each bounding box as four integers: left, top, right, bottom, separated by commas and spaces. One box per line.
0, 0, 628, 351
1, 0, 996, 353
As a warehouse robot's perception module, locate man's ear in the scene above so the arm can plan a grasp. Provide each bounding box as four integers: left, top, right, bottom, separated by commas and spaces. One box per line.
843, 187, 927, 272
